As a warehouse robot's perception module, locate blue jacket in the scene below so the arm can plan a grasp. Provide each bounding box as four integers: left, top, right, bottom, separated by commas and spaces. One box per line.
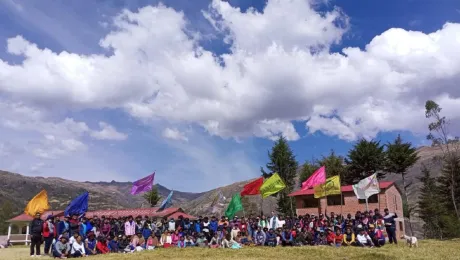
281, 232, 293, 241
194, 223, 201, 233
58, 221, 69, 236
209, 221, 218, 232
142, 228, 152, 239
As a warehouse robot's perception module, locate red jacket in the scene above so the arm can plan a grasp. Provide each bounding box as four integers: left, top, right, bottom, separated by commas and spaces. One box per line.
96, 241, 110, 254
42, 221, 57, 238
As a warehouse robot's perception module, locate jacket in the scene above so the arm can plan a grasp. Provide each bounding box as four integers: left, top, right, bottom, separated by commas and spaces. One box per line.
53, 241, 70, 256
42, 221, 56, 238
124, 221, 136, 236
58, 221, 70, 236
209, 221, 218, 232
30, 218, 44, 236
96, 241, 109, 254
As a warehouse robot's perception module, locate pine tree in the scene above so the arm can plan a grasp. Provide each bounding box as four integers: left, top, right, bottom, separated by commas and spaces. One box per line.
437, 156, 460, 215
143, 186, 161, 207
417, 165, 444, 239
318, 150, 346, 182
386, 135, 419, 235
343, 139, 386, 184
261, 135, 298, 216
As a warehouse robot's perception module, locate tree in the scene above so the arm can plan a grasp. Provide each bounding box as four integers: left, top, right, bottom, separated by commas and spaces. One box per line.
386, 134, 419, 235
318, 150, 346, 182
261, 135, 299, 216
417, 165, 445, 239
425, 100, 460, 218
437, 156, 460, 216
143, 186, 161, 207
299, 161, 319, 186
343, 139, 386, 184
0, 200, 16, 234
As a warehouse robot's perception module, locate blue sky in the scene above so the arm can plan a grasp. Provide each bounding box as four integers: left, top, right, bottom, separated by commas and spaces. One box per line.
0, 0, 459, 192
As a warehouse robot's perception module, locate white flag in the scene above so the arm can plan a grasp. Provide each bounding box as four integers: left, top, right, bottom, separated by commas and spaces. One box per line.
352, 173, 380, 199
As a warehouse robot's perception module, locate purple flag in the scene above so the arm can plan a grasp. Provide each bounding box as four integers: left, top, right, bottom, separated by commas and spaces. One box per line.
131, 173, 155, 195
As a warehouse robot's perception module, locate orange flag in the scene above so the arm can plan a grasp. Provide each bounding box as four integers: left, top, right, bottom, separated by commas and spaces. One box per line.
24, 190, 50, 216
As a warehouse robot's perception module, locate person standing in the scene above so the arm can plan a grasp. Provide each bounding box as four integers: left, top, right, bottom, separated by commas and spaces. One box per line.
42, 215, 56, 255
30, 212, 44, 257
383, 208, 398, 244
269, 211, 279, 230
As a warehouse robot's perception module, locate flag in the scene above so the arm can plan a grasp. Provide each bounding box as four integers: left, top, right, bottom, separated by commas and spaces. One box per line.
240, 177, 264, 196
24, 190, 50, 216
64, 192, 89, 217
301, 166, 326, 190
313, 175, 341, 198
211, 191, 226, 213
225, 194, 243, 219
352, 173, 380, 199
259, 173, 286, 198
158, 191, 173, 211
131, 173, 155, 195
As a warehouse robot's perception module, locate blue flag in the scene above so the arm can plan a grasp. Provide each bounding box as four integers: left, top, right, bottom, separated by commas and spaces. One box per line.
64, 192, 89, 217
158, 191, 173, 211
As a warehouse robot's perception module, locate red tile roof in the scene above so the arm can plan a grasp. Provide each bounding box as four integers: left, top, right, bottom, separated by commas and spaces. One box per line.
84, 207, 182, 219
288, 181, 394, 197
7, 210, 64, 223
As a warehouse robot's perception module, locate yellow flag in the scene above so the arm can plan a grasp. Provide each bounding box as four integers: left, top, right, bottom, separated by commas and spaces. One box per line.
24, 190, 50, 216
259, 173, 286, 198
313, 175, 341, 198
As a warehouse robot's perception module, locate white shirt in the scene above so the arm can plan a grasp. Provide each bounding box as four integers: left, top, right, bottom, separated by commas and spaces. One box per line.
357, 234, 371, 244
69, 236, 77, 245
277, 220, 285, 229
269, 216, 279, 229
71, 242, 86, 255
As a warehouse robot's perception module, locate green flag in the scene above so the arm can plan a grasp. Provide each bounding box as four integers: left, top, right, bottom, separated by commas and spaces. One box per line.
225, 194, 243, 219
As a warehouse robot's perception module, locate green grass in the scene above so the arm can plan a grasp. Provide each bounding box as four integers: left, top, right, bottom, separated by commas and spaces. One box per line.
2, 240, 460, 260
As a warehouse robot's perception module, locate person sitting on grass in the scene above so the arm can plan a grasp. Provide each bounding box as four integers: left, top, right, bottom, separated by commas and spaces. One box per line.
326, 228, 336, 246
281, 228, 294, 246
184, 235, 195, 247
255, 227, 266, 246
108, 236, 119, 253
160, 230, 172, 248
210, 233, 220, 248
70, 235, 86, 257
84, 232, 97, 255
334, 229, 343, 247
266, 229, 277, 247
356, 229, 374, 248
118, 235, 129, 252
177, 236, 187, 248
53, 235, 70, 259
96, 236, 110, 254
368, 224, 385, 247
171, 230, 180, 246
342, 228, 356, 246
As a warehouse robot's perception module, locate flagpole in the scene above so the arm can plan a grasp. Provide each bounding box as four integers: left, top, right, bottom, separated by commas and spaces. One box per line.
365, 197, 369, 212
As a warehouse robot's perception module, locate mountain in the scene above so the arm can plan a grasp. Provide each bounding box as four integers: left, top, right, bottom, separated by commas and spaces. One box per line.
0, 145, 451, 237
0, 171, 204, 216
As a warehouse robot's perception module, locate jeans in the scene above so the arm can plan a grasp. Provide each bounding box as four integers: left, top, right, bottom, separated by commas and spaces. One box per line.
30, 235, 42, 256
386, 227, 397, 244
44, 235, 54, 254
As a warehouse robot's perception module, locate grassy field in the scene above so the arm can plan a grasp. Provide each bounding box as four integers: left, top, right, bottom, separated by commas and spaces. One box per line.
2, 240, 459, 260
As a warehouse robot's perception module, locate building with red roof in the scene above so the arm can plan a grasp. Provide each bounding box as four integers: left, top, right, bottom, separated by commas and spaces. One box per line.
288, 181, 405, 237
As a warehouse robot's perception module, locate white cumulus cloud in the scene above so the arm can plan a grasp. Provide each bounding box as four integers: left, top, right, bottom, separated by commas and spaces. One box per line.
162, 128, 188, 142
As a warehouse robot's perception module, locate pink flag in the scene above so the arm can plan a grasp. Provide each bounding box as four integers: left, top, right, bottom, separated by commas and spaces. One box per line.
301, 166, 326, 190
131, 173, 155, 195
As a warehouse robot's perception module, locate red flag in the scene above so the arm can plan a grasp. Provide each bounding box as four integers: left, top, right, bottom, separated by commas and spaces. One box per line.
240, 177, 264, 196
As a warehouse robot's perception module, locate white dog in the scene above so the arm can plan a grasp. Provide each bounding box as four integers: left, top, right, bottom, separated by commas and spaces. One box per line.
401, 235, 418, 248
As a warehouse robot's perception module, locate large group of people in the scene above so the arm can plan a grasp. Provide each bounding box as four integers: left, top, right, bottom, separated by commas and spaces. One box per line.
28, 208, 399, 258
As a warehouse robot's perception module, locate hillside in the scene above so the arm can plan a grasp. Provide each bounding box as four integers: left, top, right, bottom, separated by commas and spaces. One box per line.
0, 171, 204, 217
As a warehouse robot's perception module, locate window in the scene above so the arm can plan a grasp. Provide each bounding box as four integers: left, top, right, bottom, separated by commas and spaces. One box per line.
327, 195, 345, 206
399, 221, 404, 232
394, 195, 398, 210
359, 194, 379, 204
302, 197, 318, 208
